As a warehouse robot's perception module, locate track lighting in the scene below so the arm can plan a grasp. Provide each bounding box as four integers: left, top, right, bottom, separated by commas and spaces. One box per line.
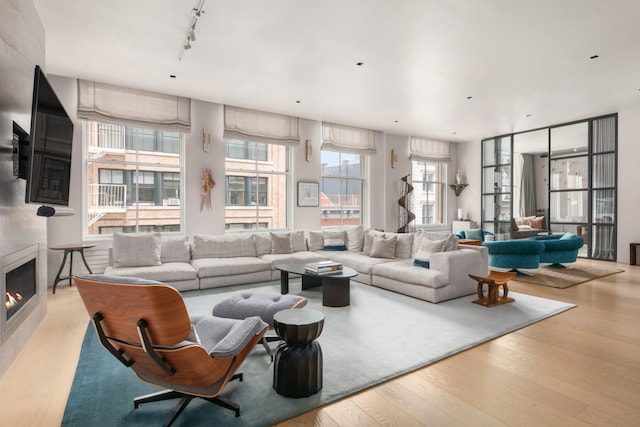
178, 0, 206, 61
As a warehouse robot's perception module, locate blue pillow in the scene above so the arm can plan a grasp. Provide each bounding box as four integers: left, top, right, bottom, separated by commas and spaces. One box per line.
323, 245, 347, 251
560, 232, 576, 240
413, 259, 430, 268
464, 229, 484, 241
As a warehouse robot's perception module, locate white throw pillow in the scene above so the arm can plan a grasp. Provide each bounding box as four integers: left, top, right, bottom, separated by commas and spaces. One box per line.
290, 230, 307, 252
323, 230, 347, 250
362, 230, 384, 255
112, 232, 161, 268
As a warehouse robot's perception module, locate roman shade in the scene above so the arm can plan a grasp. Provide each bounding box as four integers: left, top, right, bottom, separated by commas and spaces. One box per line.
77, 80, 191, 132
224, 105, 300, 146
321, 122, 377, 155
410, 137, 451, 162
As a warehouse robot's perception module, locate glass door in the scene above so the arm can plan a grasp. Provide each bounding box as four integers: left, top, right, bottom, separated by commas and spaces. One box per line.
481, 136, 512, 240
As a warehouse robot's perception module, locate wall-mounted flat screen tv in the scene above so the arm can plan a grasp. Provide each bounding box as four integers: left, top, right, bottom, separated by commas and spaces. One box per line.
25, 65, 74, 206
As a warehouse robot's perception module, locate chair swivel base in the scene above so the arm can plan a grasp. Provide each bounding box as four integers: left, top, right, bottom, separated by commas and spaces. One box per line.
133, 373, 243, 427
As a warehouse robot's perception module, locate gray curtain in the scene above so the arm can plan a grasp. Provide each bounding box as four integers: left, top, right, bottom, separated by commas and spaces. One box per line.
520, 154, 537, 216
591, 116, 616, 260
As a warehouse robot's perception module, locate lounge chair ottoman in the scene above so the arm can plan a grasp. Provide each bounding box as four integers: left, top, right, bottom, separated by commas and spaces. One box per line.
212, 292, 307, 360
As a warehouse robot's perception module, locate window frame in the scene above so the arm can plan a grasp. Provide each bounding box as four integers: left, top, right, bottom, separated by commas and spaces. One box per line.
320, 150, 366, 227
411, 160, 447, 227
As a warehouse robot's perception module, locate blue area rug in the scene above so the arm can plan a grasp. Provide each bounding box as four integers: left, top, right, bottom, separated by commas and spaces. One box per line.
62, 281, 574, 426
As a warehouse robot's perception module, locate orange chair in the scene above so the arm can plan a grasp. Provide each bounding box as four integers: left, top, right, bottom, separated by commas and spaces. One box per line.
73, 275, 267, 426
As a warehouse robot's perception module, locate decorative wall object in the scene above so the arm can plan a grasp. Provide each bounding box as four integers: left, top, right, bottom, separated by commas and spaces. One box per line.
390, 149, 397, 168
305, 140, 312, 161
297, 181, 319, 207
397, 174, 415, 233
200, 169, 216, 211
202, 126, 211, 152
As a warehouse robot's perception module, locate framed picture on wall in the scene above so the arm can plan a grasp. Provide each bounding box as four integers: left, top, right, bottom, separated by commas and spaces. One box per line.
297, 181, 319, 207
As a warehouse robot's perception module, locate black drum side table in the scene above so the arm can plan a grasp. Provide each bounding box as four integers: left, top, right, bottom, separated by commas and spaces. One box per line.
272, 308, 324, 398
50, 244, 95, 294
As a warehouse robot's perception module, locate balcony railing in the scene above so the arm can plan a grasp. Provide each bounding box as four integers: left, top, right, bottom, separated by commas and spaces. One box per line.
88, 184, 127, 213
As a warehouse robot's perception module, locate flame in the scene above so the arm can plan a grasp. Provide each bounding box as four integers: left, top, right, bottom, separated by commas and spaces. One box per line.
5, 292, 22, 310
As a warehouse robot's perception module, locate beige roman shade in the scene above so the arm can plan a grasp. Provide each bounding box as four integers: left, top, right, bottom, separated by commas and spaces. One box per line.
321, 122, 377, 155
77, 80, 191, 132
410, 137, 451, 162
223, 105, 300, 146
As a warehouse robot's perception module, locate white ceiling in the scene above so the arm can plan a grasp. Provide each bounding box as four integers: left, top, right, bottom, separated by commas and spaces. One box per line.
33, 0, 640, 144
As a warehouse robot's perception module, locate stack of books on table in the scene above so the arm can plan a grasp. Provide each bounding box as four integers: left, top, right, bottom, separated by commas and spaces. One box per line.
305, 261, 343, 275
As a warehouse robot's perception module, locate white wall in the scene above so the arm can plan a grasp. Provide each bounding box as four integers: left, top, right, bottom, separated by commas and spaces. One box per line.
617, 107, 640, 263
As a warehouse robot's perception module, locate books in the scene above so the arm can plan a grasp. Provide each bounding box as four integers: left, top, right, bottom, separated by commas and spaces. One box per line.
305, 261, 343, 275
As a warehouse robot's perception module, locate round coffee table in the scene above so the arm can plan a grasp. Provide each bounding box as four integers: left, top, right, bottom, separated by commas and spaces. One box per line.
275, 263, 358, 307
272, 309, 324, 397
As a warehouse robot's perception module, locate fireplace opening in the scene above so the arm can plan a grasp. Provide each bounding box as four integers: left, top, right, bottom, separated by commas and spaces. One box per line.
5, 258, 36, 322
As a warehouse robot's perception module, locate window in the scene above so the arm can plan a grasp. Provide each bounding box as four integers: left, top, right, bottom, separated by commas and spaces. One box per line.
224, 138, 288, 230
320, 151, 364, 226
225, 176, 267, 206
411, 161, 446, 226
85, 121, 183, 236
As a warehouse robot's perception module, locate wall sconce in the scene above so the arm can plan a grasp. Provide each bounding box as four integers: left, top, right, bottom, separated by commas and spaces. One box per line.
391, 149, 397, 168
449, 183, 468, 196
202, 126, 211, 152
305, 139, 312, 161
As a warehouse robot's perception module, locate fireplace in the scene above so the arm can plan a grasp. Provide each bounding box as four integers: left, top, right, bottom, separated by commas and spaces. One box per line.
1, 244, 40, 344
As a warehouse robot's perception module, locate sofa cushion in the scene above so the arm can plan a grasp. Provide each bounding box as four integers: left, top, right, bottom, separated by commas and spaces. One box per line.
192, 234, 257, 259
104, 262, 197, 282
362, 229, 385, 255
192, 257, 271, 277
291, 230, 307, 252
308, 231, 324, 251
529, 216, 545, 229
560, 232, 577, 240
161, 235, 191, 263
370, 235, 397, 258
271, 232, 293, 254
323, 230, 347, 251
387, 232, 413, 258
413, 238, 446, 268
412, 231, 458, 256
113, 232, 161, 268
260, 251, 329, 268
254, 233, 272, 256
373, 259, 449, 289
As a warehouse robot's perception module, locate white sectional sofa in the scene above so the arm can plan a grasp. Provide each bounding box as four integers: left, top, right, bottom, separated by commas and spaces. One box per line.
103, 226, 489, 303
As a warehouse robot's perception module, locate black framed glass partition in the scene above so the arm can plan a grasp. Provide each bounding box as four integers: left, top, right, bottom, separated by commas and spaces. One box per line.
481, 113, 617, 261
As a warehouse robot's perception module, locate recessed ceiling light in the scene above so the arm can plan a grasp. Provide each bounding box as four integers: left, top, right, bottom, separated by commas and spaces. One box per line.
453, 132, 457, 135
590, 54, 599, 59
356, 62, 364, 66
526, 114, 532, 117
295, 100, 301, 104
466, 96, 472, 100
169, 75, 176, 79
394, 120, 399, 123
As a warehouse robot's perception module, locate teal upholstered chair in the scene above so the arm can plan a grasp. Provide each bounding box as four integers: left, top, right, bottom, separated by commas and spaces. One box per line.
482, 239, 545, 275
529, 233, 585, 267
456, 229, 495, 242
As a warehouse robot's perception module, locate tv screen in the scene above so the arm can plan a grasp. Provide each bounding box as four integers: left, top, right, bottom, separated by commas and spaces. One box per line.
25, 65, 74, 206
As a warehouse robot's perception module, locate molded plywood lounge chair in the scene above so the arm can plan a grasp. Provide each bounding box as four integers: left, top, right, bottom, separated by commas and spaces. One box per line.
73, 275, 268, 427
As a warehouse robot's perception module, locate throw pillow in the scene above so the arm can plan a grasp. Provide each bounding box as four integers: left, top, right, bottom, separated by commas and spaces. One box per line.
362, 230, 384, 255
345, 225, 365, 252
560, 232, 577, 240
323, 230, 347, 251
271, 232, 293, 254
369, 235, 397, 258
308, 231, 324, 251
290, 230, 307, 252
413, 238, 446, 268
529, 216, 544, 229
464, 229, 484, 241
161, 235, 191, 263
112, 232, 161, 268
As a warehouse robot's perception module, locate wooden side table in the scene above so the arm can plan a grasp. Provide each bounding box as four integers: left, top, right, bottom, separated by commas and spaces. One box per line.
469, 271, 516, 307
50, 244, 95, 294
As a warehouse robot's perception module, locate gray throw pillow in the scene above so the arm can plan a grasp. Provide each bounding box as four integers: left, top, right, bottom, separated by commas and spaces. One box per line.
112, 232, 161, 268
362, 230, 384, 255
290, 230, 307, 252
369, 235, 397, 258
271, 232, 293, 254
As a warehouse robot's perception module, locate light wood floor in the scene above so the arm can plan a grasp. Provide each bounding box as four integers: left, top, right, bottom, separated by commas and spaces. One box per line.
1, 259, 638, 426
